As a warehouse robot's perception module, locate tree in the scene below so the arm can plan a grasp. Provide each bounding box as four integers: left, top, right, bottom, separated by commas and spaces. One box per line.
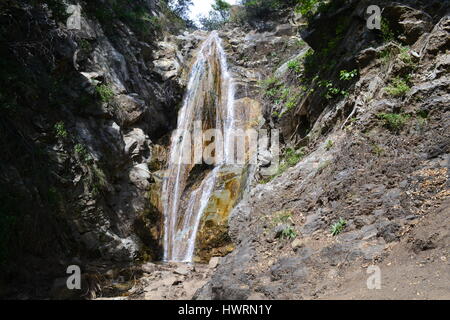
198, 0, 231, 30
168, 0, 193, 21
212, 0, 231, 20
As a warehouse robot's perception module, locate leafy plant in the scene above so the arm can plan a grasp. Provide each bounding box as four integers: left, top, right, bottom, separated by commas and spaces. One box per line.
287, 59, 302, 74
378, 113, 411, 132
325, 140, 334, 151
281, 226, 298, 240
385, 77, 410, 97
399, 46, 412, 64
260, 148, 306, 183
339, 69, 358, 81
331, 218, 347, 236
74, 143, 91, 162
54, 121, 68, 139
319, 80, 343, 99
378, 46, 397, 66
381, 18, 395, 42
96, 84, 115, 103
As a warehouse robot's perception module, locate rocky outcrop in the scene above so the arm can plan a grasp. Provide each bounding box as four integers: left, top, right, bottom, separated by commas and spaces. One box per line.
195, 0, 449, 300
0, 0, 189, 298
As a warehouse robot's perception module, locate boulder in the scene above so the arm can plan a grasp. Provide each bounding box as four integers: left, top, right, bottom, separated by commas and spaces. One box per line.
384, 5, 433, 45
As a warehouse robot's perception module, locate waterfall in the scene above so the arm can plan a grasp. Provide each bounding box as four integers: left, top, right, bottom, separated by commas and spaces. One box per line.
161, 31, 236, 262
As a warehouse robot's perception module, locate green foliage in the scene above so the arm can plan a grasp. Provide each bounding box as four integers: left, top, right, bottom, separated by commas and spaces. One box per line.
88, 0, 162, 36
96, 84, 115, 103
33, 0, 71, 22
260, 77, 280, 89
212, 0, 231, 19
285, 148, 303, 167
325, 140, 334, 151
281, 226, 298, 240
331, 218, 347, 236
339, 69, 358, 81
399, 46, 412, 64
285, 95, 298, 111
319, 80, 346, 100
260, 148, 306, 183
199, 11, 227, 30
79, 39, 93, 52
199, 0, 231, 30
385, 77, 410, 97
378, 113, 411, 132
54, 121, 68, 139
381, 18, 395, 42
168, 0, 194, 22
294, 0, 326, 19
74, 143, 91, 162
287, 59, 302, 74
272, 210, 294, 225
241, 0, 284, 20
378, 46, 397, 66
271, 210, 298, 240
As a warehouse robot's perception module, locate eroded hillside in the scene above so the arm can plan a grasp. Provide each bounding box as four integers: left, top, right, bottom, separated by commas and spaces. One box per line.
0, 0, 448, 300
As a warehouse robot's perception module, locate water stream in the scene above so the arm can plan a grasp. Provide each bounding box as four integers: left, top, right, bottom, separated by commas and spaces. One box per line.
161, 32, 237, 262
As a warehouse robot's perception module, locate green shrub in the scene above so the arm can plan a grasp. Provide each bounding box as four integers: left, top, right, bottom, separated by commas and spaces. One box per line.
331, 218, 347, 236
259, 148, 305, 183
385, 77, 410, 97
285, 148, 304, 167
319, 80, 343, 99
378, 113, 411, 132
281, 226, 298, 240
54, 121, 68, 139
74, 143, 91, 162
378, 46, 395, 62
339, 69, 358, 81
294, 0, 327, 19
287, 59, 302, 74
96, 84, 115, 103
381, 18, 395, 42
399, 46, 412, 64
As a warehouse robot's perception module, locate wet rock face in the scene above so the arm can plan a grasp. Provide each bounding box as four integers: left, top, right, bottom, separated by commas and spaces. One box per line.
195, 1, 450, 300
0, 0, 187, 297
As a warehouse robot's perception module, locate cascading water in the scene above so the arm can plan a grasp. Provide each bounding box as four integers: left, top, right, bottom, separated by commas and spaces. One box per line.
161, 31, 237, 262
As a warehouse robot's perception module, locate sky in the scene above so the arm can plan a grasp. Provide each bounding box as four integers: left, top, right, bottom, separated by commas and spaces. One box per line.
189, 0, 239, 22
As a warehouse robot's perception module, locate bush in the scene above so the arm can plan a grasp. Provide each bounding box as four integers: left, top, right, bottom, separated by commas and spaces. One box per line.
281, 226, 298, 240
385, 77, 410, 97
54, 121, 68, 139
381, 18, 395, 42
287, 59, 302, 74
74, 143, 91, 162
378, 113, 411, 132
339, 69, 358, 81
331, 218, 347, 236
96, 84, 115, 103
